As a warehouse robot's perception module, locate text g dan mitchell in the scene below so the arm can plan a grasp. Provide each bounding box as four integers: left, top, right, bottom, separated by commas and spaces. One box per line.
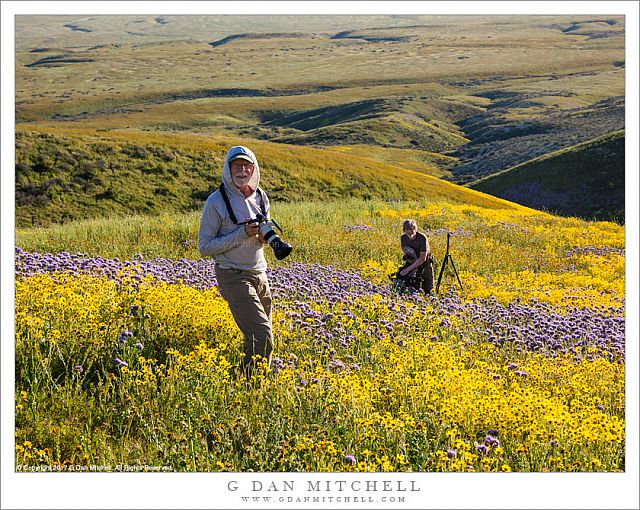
227, 480, 421, 493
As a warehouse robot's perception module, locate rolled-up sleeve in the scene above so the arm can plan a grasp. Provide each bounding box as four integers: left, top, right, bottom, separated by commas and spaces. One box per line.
419, 235, 428, 254
198, 198, 249, 257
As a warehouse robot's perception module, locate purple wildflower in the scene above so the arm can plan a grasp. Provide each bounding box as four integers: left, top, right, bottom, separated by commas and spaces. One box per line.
484, 436, 500, 448
447, 449, 457, 459
344, 454, 356, 464
118, 330, 133, 343
343, 224, 373, 233
476, 444, 489, 456
329, 359, 346, 371
271, 357, 284, 375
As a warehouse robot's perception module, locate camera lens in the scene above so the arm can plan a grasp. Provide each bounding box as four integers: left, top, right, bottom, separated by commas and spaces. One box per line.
259, 223, 292, 260
270, 237, 293, 260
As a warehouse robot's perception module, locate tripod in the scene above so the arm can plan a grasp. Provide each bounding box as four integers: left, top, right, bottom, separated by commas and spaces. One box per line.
435, 232, 463, 293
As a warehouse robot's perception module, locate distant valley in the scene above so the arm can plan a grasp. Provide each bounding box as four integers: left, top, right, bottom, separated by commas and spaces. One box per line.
14, 14, 625, 225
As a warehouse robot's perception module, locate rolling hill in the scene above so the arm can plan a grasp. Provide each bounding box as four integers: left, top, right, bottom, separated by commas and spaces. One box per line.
14, 127, 517, 227
450, 95, 624, 183
261, 96, 476, 151
468, 130, 625, 222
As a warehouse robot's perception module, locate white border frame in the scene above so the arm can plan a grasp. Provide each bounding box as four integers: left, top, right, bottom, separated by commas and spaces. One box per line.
2, 2, 638, 509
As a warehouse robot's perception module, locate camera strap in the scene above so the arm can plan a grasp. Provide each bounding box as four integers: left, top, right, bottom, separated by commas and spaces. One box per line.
218, 183, 267, 225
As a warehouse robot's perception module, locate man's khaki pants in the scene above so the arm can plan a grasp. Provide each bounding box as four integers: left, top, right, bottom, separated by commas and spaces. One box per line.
216, 268, 273, 376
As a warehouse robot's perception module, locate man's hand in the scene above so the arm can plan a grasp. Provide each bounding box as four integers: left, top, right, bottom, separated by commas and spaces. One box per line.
400, 268, 410, 277
244, 222, 260, 237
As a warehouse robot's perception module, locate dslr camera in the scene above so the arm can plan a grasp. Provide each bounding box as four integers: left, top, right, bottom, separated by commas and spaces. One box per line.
240, 214, 293, 260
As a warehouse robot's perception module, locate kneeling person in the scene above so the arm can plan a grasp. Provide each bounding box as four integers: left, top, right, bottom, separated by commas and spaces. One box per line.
398, 219, 434, 294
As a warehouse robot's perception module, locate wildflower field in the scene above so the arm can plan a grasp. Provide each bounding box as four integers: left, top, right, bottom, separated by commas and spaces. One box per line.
14, 200, 625, 472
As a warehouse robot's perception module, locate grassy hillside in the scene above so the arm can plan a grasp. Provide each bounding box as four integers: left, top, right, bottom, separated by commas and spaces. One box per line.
469, 130, 625, 222
263, 96, 475, 151
451, 94, 624, 183
323, 145, 456, 178
15, 127, 513, 227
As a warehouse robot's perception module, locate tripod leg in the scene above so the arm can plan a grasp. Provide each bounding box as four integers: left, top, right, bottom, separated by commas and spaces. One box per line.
449, 256, 464, 292
435, 255, 449, 293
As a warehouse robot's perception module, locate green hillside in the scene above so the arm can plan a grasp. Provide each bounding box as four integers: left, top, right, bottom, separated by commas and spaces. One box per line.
15, 127, 514, 227
263, 96, 474, 151
469, 130, 625, 222
272, 112, 468, 151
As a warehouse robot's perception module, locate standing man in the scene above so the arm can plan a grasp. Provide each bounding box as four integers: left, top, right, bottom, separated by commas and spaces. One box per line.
399, 219, 434, 294
198, 145, 273, 378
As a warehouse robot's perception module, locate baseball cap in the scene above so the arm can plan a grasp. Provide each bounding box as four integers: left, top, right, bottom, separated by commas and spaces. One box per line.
227, 146, 256, 164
